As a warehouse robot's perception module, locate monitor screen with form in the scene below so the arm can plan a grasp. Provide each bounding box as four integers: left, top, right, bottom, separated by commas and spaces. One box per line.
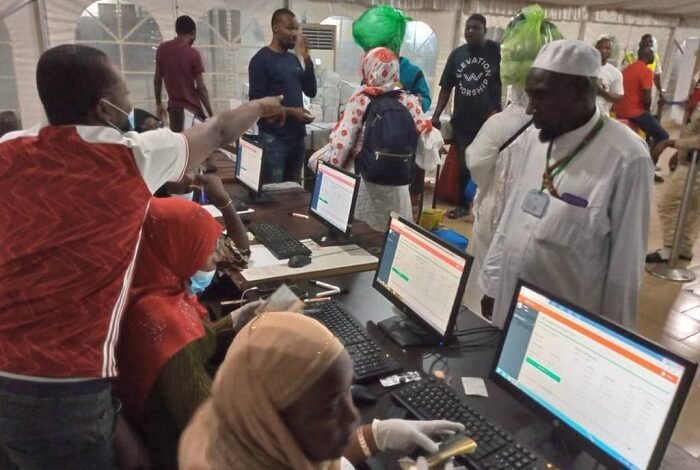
493, 283, 696, 470
309, 161, 359, 234
374, 216, 470, 336
236, 137, 264, 193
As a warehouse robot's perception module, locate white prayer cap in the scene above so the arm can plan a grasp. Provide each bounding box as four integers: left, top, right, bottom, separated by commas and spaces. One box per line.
595, 34, 613, 45
531, 39, 601, 78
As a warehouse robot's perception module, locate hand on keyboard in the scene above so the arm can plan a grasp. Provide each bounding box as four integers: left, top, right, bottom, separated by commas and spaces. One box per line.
372, 418, 465, 453
391, 377, 542, 469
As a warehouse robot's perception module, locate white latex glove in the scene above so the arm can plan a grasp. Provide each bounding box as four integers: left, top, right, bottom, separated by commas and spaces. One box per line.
416, 456, 454, 470
372, 419, 465, 454
230, 301, 262, 332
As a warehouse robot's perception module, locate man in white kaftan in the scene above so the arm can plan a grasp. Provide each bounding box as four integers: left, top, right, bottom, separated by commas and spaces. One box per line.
479, 40, 653, 329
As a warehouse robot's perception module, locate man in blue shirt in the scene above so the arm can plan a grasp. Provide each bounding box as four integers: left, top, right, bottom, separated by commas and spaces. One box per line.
249, 8, 317, 183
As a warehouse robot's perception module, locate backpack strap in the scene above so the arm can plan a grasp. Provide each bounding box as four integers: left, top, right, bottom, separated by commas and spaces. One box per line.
410, 70, 425, 93
499, 119, 533, 152
360, 90, 403, 124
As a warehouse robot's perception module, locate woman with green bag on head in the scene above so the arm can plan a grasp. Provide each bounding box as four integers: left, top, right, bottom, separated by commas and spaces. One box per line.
352, 5, 432, 113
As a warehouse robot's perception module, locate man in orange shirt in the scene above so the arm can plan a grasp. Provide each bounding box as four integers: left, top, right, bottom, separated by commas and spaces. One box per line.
614, 48, 669, 182
614, 48, 669, 147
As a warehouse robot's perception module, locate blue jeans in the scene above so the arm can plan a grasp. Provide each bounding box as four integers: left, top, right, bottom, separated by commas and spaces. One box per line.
0, 377, 116, 469
630, 112, 670, 147
259, 132, 306, 184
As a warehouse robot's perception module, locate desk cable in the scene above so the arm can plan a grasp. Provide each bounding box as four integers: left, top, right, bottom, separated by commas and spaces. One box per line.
309, 247, 365, 260
240, 287, 259, 303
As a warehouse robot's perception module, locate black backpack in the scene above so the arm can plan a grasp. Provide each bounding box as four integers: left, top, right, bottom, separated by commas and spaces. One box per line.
355, 91, 419, 186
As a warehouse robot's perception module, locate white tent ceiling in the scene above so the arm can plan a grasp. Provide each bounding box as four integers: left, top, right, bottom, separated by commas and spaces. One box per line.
539, 1, 700, 17
308, 0, 700, 18
1, 0, 699, 126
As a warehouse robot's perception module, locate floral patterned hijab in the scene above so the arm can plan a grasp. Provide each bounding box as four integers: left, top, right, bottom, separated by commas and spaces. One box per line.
328, 47, 432, 168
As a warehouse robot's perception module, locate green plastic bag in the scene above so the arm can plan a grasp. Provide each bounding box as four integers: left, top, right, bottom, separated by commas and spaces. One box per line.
500, 4, 563, 87
352, 5, 412, 55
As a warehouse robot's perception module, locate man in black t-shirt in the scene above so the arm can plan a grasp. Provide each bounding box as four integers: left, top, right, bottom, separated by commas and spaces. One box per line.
432, 14, 502, 219
249, 8, 317, 183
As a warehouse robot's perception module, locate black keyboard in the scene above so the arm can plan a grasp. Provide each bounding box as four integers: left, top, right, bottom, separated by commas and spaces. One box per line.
249, 223, 312, 260
392, 376, 543, 470
305, 301, 402, 382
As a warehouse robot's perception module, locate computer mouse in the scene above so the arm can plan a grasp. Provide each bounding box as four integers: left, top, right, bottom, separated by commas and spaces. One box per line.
287, 254, 312, 268
351, 384, 378, 406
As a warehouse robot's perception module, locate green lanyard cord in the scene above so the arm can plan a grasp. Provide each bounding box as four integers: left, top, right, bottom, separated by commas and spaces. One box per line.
540, 116, 606, 193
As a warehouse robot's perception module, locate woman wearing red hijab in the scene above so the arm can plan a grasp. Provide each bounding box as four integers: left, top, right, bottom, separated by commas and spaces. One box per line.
114, 175, 254, 469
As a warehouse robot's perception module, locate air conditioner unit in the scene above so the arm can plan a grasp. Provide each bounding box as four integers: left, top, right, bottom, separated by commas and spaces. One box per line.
301, 23, 336, 72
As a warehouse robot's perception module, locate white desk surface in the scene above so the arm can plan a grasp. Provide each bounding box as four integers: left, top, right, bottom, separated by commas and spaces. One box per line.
241, 240, 378, 284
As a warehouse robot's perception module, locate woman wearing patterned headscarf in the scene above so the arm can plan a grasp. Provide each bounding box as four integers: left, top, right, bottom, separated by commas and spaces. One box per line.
314, 47, 442, 231
113, 175, 254, 469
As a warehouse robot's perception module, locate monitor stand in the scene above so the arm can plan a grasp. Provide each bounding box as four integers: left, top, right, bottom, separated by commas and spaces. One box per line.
377, 314, 448, 348
243, 189, 274, 205
519, 421, 595, 469
312, 228, 357, 247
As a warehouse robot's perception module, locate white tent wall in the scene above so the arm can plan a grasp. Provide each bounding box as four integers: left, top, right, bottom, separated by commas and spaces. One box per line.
28, 0, 282, 117
174, 0, 284, 113
46, 0, 176, 112
1, 0, 699, 126
44, 0, 173, 46
2, 1, 44, 127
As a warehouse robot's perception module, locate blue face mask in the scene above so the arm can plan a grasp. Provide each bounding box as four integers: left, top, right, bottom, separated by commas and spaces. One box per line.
188, 269, 216, 294
101, 98, 134, 133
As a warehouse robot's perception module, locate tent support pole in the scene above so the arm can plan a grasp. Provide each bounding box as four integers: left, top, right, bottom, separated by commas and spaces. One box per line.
577, 6, 588, 41
33, 0, 49, 52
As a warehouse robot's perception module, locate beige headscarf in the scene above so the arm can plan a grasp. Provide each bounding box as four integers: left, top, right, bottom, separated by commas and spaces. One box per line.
179, 311, 346, 470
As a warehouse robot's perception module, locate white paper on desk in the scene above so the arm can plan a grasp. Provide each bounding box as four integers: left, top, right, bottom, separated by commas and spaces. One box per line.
462, 377, 488, 397
202, 205, 254, 218
202, 205, 222, 218
242, 241, 377, 282
247, 244, 287, 268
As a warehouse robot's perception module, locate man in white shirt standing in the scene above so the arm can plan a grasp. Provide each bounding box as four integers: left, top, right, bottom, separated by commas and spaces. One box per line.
595, 35, 624, 116
479, 40, 653, 330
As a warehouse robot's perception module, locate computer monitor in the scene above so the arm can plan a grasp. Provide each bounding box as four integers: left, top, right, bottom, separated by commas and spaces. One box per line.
373, 214, 473, 347
492, 281, 697, 470
235, 135, 265, 199
309, 161, 360, 245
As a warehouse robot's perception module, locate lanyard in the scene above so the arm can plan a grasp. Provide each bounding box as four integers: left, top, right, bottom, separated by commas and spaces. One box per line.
541, 116, 605, 198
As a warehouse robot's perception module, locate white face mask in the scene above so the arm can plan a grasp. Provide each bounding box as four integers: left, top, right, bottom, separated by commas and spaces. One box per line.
171, 192, 194, 201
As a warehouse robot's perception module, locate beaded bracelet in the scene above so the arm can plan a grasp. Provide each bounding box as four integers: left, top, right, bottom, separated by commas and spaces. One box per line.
216, 199, 233, 210
357, 426, 372, 458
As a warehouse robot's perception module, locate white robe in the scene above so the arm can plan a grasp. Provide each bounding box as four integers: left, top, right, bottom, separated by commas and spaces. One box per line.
479, 110, 653, 329
467, 103, 531, 270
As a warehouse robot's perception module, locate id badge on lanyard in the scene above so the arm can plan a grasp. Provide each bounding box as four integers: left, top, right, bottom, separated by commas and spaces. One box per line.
521, 189, 549, 218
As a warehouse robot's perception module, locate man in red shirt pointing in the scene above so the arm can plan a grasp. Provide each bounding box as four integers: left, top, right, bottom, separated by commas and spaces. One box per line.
0, 44, 282, 468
